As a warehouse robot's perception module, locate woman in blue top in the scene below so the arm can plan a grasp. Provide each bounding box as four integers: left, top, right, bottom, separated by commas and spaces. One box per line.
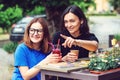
12, 17, 61, 80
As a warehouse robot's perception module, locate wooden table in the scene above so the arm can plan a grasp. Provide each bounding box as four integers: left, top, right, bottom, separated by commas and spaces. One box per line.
41, 59, 120, 80
41, 68, 120, 80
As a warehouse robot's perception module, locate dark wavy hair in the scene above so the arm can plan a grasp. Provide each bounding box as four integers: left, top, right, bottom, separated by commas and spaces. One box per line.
24, 17, 51, 53
60, 5, 89, 34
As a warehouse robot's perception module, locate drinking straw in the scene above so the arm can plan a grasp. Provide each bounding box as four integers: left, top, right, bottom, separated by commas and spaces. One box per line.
48, 42, 55, 49
57, 39, 60, 49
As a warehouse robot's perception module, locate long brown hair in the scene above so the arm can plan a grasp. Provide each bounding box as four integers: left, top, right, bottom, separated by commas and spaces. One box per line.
24, 17, 51, 53
60, 5, 89, 34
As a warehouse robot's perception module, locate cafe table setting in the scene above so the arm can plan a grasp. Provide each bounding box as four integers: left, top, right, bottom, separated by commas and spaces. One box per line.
40, 46, 120, 80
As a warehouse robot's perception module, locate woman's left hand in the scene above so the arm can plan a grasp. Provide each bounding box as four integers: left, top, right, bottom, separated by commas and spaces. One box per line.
62, 52, 78, 62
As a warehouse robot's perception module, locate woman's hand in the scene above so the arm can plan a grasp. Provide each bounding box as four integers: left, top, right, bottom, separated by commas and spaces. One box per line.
62, 52, 78, 62
60, 34, 98, 51
60, 34, 76, 48
43, 52, 62, 64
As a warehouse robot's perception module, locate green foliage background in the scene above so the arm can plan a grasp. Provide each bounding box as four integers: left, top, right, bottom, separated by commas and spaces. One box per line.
0, 0, 96, 33
0, 4, 23, 33
0, 0, 119, 53
3, 42, 18, 53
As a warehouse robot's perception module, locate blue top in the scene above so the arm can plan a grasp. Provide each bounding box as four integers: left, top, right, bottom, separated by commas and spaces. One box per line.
12, 43, 47, 80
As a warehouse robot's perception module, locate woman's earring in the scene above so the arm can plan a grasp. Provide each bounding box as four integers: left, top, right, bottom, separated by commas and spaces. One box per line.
81, 20, 83, 24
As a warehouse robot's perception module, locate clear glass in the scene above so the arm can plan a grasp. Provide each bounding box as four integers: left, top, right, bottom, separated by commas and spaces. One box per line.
52, 44, 61, 56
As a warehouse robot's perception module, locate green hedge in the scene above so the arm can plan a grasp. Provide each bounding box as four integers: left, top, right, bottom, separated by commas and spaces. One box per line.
3, 42, 18, 54
86, 13, 117, 16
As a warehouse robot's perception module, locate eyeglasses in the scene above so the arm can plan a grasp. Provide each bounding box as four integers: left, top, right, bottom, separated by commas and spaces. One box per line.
29, 28, 43, 35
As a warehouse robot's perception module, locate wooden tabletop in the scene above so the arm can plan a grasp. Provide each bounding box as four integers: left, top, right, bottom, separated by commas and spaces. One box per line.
41, 58, 90, 73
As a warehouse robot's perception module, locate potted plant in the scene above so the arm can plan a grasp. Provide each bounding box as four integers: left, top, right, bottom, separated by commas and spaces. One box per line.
88, 47, 120, 73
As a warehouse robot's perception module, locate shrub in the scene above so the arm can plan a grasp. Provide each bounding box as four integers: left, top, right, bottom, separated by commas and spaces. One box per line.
114, 34, 120, 41
0, 4, 23, 33
3, 42, 18, 54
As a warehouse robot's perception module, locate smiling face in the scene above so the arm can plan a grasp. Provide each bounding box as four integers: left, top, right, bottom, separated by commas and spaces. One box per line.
64, 12, 83, 37
29, 22, 44, 44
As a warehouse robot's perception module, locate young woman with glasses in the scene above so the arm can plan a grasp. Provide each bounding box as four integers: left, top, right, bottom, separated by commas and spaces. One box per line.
12, 17, 61, 80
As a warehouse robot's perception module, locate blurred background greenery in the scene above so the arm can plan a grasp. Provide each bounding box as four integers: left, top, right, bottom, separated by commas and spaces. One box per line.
0, 0, 120, 34
0, 0, 120, 53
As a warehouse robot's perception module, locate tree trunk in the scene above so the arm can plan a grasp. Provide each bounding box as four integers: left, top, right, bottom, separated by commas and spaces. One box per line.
42, 0, 70, 37
45, 6, 67, 37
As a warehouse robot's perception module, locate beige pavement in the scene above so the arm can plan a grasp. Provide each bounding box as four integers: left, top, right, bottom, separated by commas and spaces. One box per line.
0, 48, 14, 80
89, 16, 120, 48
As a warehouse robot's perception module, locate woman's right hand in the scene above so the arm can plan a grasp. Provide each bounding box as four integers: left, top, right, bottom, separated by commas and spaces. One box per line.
43, 52, 62, 64
60, 34, 76, 48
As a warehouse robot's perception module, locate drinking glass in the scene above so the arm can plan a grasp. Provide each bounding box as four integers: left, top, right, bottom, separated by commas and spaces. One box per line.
52, 45, 61, 56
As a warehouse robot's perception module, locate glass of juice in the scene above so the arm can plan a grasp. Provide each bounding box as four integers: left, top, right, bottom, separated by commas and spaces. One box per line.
70, 50, 79, 56
52, 45, 61, 56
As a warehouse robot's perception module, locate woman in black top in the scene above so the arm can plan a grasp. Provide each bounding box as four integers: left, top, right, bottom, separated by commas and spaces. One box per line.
52, 5, 99, 80
53, 5, 99, 62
